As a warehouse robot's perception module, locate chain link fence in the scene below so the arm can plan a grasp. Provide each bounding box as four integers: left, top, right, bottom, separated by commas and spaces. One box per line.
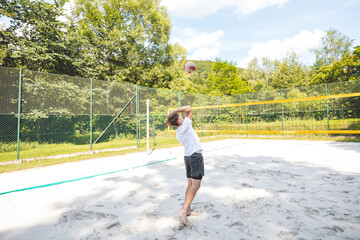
1, 66, 359, 163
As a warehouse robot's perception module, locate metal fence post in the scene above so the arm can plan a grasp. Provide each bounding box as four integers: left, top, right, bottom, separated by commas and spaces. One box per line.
178, 91, 181, 108
325, 83, 330, 131
152, 117, 155, 147
219, 96, 222, 131
16, 68, 22, 160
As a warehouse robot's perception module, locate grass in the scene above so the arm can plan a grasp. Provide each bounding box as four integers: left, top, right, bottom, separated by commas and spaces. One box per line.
0, 138, 138, 162
0, 135, 231, 174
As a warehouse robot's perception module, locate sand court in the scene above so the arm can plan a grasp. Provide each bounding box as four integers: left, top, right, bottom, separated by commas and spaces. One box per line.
0, 139, 359, 239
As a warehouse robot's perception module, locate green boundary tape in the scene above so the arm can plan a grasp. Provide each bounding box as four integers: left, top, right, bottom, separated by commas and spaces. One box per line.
0, 143, 241, 196
0, 157, 176, 196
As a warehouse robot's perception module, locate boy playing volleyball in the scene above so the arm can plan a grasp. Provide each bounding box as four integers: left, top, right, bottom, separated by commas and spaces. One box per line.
166, 105, 204, 225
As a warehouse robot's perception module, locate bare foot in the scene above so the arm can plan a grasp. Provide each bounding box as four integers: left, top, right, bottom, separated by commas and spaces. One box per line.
178, 210, 187, 225
186, 209, 199, 216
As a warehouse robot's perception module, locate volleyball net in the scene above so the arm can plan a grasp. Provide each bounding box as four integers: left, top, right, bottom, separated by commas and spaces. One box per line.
177, 91, 360, 135
167, 81, 360, 136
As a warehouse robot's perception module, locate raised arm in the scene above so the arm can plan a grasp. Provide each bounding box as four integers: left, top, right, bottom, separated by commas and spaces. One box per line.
167, 105, 192, 120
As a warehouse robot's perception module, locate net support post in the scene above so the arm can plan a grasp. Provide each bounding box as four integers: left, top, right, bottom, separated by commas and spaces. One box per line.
146, 99, 149, 155
245, 93, 248, 136
16, 68, 22, 161
281, 89, 284, 134
136, 85, 139, 148
201, 94, 204, 131
90, 78, 93, 151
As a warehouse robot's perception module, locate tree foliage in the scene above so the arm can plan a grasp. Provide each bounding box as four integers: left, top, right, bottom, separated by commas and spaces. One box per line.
310, 46, 360, 85
270, 51, 311, 89
0, 0, 179, 87
205, 59, 252, 96
311, 28, 354, 69
0, 0, 78, 75
70, 0, 172, 83
243, 57, 277, 91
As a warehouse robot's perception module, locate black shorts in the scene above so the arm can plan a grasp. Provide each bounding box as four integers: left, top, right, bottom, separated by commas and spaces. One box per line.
184, 153, 204, 180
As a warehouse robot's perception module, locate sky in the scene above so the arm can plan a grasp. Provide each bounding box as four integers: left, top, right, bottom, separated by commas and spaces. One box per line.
160, 0, 360, 68
1, 0, 359, 69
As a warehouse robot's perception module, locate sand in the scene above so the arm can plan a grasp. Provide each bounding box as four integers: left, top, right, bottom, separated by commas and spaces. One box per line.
0, 139, 359, 240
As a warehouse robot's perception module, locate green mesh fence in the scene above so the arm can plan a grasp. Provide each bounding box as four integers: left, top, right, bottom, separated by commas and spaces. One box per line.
0, 67, 19, 146
91, 78, 137, 148
0, 66, 359, 163
20, 69, 91, 144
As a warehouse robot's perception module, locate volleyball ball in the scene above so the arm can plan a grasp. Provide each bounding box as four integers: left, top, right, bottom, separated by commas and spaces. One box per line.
184, 61, 196, 74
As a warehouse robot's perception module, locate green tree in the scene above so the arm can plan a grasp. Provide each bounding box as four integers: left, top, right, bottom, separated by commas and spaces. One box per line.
270, 51, 310, 89
205, 59, 252, 96
243, 57, 277, 91
262, 57, 275, 88
244, 57, 261, 87
309, 46, 360, 85
70, 0, 172, 83
0, 0, 78, 75
311, 28, 354, 69
142, 42, 188, 89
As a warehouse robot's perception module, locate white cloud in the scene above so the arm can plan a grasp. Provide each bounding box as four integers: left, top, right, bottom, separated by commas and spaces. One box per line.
233, 0, 289, 15
191, 48, 221, 60
171, 28, 224, 60
161, 0, 289, 18
238, 29, 326, 68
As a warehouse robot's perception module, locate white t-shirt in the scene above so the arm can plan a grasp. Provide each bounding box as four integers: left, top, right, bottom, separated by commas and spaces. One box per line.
176, 117, 203, 156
